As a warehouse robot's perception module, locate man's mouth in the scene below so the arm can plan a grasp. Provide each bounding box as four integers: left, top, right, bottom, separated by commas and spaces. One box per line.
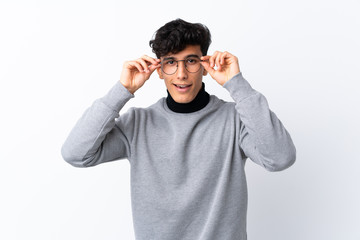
173, 84, 192, 89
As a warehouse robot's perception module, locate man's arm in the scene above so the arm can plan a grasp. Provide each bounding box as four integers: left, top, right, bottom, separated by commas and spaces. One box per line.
61, 55, 161, 167
201, 52, 296, 171
224, 72, 296, 171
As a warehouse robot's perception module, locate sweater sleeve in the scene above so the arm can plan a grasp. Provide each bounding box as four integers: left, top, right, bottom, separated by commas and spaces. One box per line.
223, 72, 296, 171
61, 81, 135, 167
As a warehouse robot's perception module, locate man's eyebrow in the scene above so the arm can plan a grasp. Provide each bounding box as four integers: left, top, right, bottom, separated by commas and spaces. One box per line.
185, 54, 201, 59
163, 56, 175, 61
162, 54, 200, 61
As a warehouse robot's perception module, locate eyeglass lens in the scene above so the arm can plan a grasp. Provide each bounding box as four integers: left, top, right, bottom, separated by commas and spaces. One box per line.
161, 57, 201, 75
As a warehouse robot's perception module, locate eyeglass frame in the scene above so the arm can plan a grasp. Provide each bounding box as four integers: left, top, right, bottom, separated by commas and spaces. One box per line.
160, 55, 204, 75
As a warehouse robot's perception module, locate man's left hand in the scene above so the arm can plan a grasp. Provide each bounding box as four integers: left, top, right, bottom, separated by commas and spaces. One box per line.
200, 51, 240, 86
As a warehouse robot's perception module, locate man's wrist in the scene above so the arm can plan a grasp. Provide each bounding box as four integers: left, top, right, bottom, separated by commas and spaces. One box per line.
223, 72, 256, 102
119, 80, 136, 94
100, 81, 134, 113
220, 70, 241, 86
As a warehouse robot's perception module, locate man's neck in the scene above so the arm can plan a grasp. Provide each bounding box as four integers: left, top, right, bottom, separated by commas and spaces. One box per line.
166, 82, 210, 113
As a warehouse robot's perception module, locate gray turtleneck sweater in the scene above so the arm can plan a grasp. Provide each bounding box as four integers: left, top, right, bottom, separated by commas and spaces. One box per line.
61, 72, 296, 240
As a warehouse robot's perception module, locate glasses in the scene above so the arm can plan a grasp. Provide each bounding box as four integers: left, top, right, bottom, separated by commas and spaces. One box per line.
161, 56, 203, 75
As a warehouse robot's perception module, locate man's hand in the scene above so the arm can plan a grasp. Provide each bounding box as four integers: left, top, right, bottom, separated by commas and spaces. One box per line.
120, 55, 161, 94
200, 51, 241, 86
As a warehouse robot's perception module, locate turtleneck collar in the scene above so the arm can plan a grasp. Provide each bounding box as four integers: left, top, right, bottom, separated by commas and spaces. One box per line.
166, 82, 210, 113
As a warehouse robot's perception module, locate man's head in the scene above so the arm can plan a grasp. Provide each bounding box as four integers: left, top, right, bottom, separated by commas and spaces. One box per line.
149, 19, 212, 104
149, 19, 212, 59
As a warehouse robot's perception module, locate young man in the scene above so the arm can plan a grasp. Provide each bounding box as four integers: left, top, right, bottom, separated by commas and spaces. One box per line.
61, 19, 296, 240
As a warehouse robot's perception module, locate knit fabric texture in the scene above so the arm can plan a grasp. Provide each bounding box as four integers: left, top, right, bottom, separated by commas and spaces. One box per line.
61, 72, 296, 240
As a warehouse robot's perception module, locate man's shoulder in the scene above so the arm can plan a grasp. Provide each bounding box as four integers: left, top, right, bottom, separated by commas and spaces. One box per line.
127, 97, 165, 114
209, 94, 235, 109
117, 98, 165, 125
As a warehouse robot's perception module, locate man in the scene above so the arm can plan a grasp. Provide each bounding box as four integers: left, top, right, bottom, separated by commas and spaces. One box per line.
61, 19, 296, 240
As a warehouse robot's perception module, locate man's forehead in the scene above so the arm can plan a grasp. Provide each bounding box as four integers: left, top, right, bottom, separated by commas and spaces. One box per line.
162, 53, 200, 60
161, 45, 202, 59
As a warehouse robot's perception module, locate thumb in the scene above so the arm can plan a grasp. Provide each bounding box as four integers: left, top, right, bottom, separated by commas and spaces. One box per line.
201, 61, 215, 76
149, 63, 161, 73
144, 64, 161, 78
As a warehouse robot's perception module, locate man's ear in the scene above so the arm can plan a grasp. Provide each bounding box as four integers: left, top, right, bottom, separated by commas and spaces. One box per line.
202, 68, 208, 76
156, 67, 164, 79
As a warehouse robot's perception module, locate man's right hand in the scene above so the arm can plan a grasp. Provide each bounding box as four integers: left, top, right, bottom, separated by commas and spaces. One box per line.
120, 55, 161, 94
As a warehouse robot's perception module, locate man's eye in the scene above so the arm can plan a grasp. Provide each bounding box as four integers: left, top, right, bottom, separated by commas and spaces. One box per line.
186, 58, 198, 64
165, 60, 175, 65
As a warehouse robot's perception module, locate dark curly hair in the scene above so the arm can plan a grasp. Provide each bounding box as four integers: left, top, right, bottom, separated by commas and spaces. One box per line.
149, 19, 212, 58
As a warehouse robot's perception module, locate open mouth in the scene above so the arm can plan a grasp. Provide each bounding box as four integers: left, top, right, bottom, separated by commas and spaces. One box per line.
173, 84, 192, 89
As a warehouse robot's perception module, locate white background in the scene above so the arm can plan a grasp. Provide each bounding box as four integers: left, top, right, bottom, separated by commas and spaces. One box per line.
1, 0, 359, 239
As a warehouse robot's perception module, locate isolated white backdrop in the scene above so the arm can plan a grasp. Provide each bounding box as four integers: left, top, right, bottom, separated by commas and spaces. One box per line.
1, 0, 359, 239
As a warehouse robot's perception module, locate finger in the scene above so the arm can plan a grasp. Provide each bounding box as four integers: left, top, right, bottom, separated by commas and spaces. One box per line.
218, 51, 229, 71
200, 60, 215, 75
141, 55, 159, 66
200, 55, 211, 61
200, 56, 210, 66
221, 51, 234, 65
137, 58, 152, 72
148, 63, 161, 73
129, 61, 144, 73
215, 52, 223, 71
200, 60, 209, 70
149, 59, 162, 69
209, 52, 219, 68
200, 56, 212, 69
220, 51, 228, 65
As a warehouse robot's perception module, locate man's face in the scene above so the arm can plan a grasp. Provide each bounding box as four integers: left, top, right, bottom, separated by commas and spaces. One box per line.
157, 45, 207, 103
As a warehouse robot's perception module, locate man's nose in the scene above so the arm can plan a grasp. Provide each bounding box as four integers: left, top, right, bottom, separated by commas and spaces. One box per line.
176, 61, 188, 80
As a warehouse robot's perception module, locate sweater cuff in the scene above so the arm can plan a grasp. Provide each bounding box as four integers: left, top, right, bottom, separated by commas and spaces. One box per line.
100, 81, 134, 113
223, 72, 257, 102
